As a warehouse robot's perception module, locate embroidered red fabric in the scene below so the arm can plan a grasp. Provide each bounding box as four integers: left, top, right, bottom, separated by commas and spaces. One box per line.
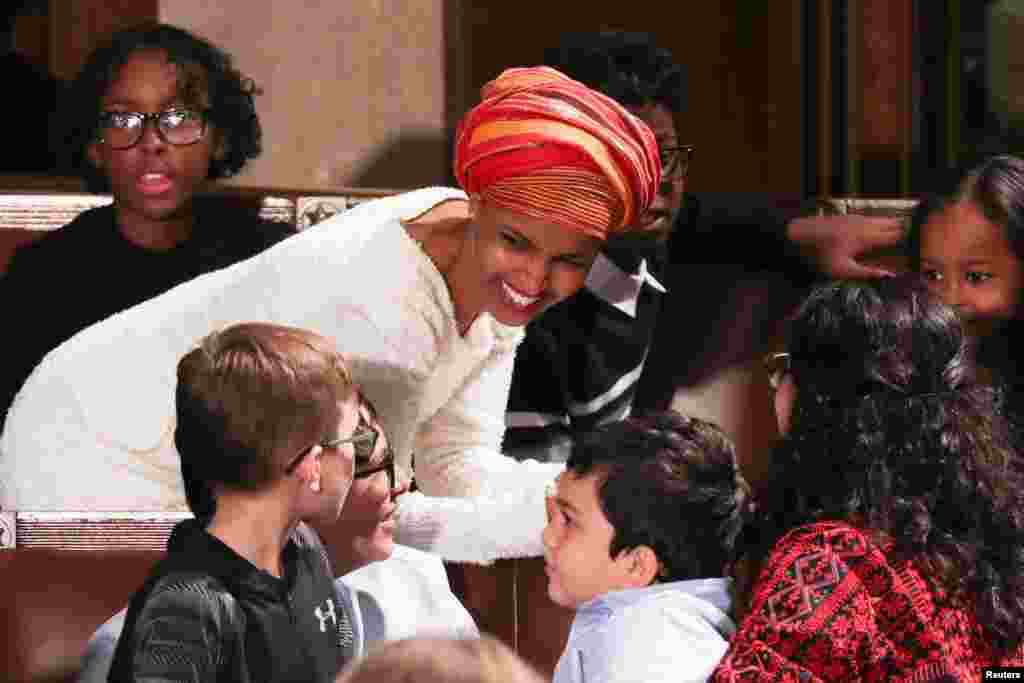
712, 521, 1024, 682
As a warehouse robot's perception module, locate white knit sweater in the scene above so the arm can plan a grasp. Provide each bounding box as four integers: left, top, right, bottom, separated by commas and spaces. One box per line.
0, 187, 561, 562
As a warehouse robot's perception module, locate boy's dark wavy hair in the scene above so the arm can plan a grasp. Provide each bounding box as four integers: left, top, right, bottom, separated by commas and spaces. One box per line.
543, 31, 686, 114
567, 410, 752, 582
58, 23, 261, 192
753, 276, 1024, 652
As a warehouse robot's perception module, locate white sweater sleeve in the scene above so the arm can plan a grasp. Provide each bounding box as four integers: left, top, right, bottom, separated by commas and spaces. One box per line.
393, 487, 553, 564
395, 337, 563, 563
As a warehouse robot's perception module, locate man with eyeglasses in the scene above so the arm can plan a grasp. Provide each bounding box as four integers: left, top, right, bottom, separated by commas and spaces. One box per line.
0, 25, 292, 427
505, 31, 904, 462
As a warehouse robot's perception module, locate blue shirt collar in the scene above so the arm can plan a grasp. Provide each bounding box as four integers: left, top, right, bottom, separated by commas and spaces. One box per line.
573, 577, 733, 630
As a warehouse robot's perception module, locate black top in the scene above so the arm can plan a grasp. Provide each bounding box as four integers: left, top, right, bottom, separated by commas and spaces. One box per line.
108, 519, 352, 683
504, 192, 816, 457
0, 201, 294, 425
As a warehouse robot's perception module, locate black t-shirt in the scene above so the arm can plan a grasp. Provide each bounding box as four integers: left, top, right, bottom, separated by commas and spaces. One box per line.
108, 520, 351, 683
0, 202, 294, 423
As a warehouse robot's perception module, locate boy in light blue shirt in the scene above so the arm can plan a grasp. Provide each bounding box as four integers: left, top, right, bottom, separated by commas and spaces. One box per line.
543, 410, 750, 683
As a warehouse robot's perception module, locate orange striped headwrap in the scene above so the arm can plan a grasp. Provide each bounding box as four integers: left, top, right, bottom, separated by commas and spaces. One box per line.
453, 66, 661, 240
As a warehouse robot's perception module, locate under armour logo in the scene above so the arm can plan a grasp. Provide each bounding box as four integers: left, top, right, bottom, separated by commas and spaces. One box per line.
314, 598, 338, 633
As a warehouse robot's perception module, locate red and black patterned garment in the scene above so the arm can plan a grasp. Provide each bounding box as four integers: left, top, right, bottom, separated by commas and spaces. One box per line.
712, 521, 1024, 683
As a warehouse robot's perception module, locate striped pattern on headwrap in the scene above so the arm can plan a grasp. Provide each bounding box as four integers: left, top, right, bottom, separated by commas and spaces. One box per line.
454, 66, 661, 240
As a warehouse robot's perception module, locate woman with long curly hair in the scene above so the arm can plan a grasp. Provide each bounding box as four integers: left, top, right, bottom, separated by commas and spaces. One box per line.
712, 277, 1024, 682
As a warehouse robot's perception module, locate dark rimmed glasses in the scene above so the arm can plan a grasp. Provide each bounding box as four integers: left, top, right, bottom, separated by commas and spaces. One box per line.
659, 144, 695, 177
351, 394, 396, 491
764, 352, 792, 391
355, 446, 396, 492
284, 424, 378, 474
97, 108, 210, 149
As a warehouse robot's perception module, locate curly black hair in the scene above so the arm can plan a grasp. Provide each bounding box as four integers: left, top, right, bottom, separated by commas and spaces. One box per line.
753, 276, 1024, 653
566, 410, 752, 582
58, 23, 261, 192
543, 31, 686, 114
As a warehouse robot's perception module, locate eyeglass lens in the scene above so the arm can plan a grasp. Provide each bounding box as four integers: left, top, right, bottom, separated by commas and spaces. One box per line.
351, 427, 378, 460
100, 110, 207, 149
356, 455, 395, 491
659, 145, 694, 176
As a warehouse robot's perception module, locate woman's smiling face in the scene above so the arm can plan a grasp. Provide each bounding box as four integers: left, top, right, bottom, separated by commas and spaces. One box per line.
457, 197, 602, 328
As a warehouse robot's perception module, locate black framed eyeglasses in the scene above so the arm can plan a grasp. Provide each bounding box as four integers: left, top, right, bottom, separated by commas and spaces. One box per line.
764, 352, 792, 391
355, 448, 396, 492
97, 108, 210, 149
284, 425, 378, 474
322, 426, 379, 457
659, 144, 695, 177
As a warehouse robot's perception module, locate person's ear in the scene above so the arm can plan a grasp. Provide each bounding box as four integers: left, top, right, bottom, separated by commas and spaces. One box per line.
296, 445, 324, 493
619, 545, 661, 588
468, 193, 483, 220
774, 375, 797, 437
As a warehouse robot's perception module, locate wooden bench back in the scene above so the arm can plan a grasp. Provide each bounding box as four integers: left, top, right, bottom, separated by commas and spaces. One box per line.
0, 187, 395, 275
817, 196, 918, 273
816, 197, 918, 217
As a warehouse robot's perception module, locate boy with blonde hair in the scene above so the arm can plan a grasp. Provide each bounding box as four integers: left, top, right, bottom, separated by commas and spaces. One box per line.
108, 322, 363, 682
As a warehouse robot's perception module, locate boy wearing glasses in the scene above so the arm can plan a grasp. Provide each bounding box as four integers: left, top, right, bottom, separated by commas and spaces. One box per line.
106, 322, 360, 682
0, 23, 292, 426
331, 398, 481, 654
81, 389, 478, 683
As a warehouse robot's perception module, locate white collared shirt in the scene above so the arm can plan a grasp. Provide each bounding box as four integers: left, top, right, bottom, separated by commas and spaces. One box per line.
584, 253, 666, 319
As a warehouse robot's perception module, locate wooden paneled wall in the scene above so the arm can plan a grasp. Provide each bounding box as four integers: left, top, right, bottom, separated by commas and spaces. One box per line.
446, 0, 807, 195
849, 0, 915, 196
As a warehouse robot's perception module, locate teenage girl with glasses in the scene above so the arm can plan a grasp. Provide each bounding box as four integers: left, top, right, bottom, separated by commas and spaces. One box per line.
0, 23, 292, 426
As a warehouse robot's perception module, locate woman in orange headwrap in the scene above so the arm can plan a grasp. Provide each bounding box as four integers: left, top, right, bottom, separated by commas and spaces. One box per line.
1, 66, 661, 563
422, 65, 659, 332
